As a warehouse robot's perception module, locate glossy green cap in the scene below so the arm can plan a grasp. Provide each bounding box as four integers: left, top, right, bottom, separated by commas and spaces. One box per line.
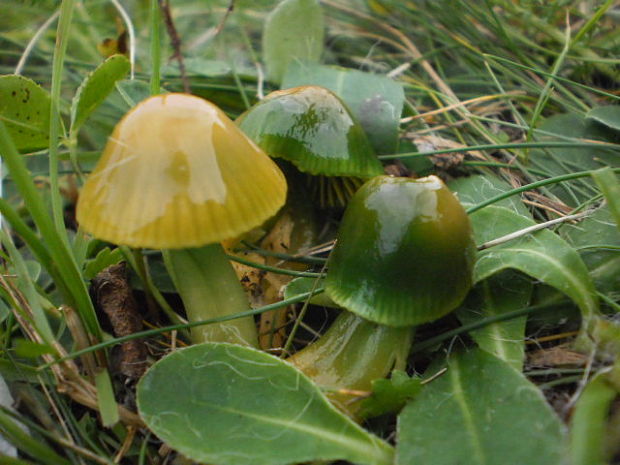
325, 175, 476, 327
237, 86, 383, 178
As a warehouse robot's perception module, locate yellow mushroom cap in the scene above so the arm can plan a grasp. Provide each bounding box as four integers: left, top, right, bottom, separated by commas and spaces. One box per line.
76, 94, 287, 249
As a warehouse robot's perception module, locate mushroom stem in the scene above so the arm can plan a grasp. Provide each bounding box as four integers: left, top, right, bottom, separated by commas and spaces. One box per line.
287, 311, 413, 419
162, 244, 259, 348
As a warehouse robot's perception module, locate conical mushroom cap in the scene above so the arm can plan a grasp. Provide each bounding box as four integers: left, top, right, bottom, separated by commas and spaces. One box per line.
77, 94, 287, 249
237, 86, 383, 178
325, 175, 476, 327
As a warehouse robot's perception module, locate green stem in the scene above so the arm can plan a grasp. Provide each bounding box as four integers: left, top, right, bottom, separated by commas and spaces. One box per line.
287, 311, 413, 418
150, 0, 161, 95
378, 141, 620, 160
162, 244, 259, 347
49, 0, 75, 235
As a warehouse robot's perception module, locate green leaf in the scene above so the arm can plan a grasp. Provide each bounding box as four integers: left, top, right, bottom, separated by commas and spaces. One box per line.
283, 277, 337, 308
457, 271, 532, 370
560, 206, 620, 296
282, 62, 405, 154
71, 55, 130, 132
0, 75, 51, 151
570, 370, 618, 465
396, 349, 566, 465
94, 369, 119, 427
0, 408, 69, 465
12, 339, 54, 358
263, 0, 324, 84
128, 254, 175, 293
83, 247, 124, 280
358, 370, 422, 419
449, 174, 531, 217
591, 318, 620, 359
471, 206, 599, 322
163, 58, 256, 79
138, 343, 394, 465
591, 167, 620, 231
586, 105, 620, 132
0, 299, 9, 324
0, 360, 41, 384
529, 113, 619, 206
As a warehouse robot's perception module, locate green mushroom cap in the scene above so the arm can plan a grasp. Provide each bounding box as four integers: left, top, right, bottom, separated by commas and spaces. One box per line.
325, 175, 476, 327
237, 85, 383, 179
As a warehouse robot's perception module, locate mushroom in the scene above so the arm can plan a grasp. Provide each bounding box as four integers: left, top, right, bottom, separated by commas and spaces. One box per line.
77, 93, 287, 347
326, 175, 476, 326
288, 174, 476, 417
237, 85, 384, 207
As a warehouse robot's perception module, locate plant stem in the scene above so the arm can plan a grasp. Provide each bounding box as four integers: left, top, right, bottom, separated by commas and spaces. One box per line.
378, 141, 620, 161
149, 0, 161, 95
162, 244, 259, 347
48, 0, 76, 236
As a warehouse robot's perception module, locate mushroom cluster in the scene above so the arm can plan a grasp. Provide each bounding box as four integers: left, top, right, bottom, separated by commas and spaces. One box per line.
77, 92, 476, 418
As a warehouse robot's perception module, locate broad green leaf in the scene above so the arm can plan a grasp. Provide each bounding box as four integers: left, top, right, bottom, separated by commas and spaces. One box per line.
71, 55, 130, 132
529, 113, 619, 206
561, 206, 620, 296
138, 343, 394, 465
263, 0, 324, 84
449, 174, 531, 217
358, 370, 422, 419
283, 277, 337, 308
591, 167, 620, 231
570, 370, 618, 465
587, 105, 620, 132
471, 206, 599, 322
282, 62, 405, 154
396, 349, 566, 465
0, 75, 51, 151
457, 270, 532, 370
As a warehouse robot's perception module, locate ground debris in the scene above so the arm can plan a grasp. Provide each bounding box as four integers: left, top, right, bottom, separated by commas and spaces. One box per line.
92, 263, 148, 378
